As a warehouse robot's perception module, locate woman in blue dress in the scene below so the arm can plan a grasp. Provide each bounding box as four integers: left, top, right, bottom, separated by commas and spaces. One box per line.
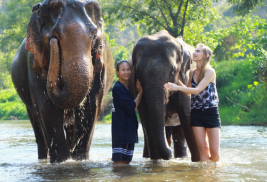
112, 60, 143, 165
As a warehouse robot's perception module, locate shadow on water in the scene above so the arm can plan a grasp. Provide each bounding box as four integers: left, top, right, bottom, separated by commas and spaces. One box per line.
1, 121, 267, 181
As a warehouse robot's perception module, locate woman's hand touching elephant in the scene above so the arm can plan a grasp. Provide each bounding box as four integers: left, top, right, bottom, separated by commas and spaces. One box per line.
134, 79, 143, 109
165, 81, 187, 91
165, 82, 179, 91
136, 79, 143, 94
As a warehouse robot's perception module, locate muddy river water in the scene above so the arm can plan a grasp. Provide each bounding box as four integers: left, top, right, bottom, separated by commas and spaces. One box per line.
0, 120, 267, 181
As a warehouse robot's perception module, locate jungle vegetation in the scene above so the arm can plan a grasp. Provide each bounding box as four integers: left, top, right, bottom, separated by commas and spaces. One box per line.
0, 0, 266, 125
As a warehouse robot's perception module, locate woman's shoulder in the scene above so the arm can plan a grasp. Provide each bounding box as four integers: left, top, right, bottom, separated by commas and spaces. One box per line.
113, 81, 127, 93
206, 67, 216, 75
112, 81, 121, 91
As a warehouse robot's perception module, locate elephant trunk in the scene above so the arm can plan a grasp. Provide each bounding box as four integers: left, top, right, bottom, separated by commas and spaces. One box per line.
47, 38, 91, 109
145, 86, 172, 160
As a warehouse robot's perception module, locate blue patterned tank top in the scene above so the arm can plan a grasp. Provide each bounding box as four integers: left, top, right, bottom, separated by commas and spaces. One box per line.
191, 72, 219, 109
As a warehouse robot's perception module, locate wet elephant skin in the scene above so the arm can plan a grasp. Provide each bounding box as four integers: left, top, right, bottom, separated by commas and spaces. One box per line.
129, 30, 200, 161
11, 0, 114, 163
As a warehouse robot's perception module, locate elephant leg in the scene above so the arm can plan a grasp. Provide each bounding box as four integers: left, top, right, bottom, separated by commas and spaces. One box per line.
143, 133, 150, 158
63, 109, 75, 151
71, 72, 104, 160
64, 124, 75, 152
138, 97, 161, 159
27, 107, 48, 159
176, 103, 200, 162
39, 103, 69, 163
30, 86, 69, 162
172, 125, 187, 158
71, 94, 97, 160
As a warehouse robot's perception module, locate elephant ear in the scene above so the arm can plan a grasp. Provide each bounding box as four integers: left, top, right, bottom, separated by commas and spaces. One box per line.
91, 19, 104, 73
85, 0, 102, 26
25, 3, 49, 68
86, 1, 104, 73
176, 36, 195, 82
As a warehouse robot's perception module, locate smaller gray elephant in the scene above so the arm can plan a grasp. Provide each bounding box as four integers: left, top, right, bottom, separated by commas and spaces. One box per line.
129, 30, 200, 161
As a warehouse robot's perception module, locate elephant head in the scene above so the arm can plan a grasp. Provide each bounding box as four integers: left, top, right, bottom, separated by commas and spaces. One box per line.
131, 30, 185, 159
25, 0, 103, 109
176, 36, 195, 83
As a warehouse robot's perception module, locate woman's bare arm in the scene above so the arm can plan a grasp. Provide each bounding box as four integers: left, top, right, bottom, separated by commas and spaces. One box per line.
165, 69, 215, 95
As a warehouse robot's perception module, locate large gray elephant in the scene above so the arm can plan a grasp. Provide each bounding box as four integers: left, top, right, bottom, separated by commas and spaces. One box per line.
129, 30, 200, 161
11, 0, 114, 163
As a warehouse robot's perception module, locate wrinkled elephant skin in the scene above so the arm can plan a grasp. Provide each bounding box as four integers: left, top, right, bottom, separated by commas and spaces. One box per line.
11, 0, 114, 163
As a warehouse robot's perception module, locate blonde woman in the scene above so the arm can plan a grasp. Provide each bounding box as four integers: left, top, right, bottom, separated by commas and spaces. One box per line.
165, 44, 221, 162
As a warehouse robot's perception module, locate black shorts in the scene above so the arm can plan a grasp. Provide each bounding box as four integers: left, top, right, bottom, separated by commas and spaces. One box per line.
190, 107, 221, 128
112, 143, 135, 162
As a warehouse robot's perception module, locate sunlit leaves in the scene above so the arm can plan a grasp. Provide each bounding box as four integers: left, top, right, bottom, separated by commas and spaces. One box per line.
99, 0, 216, 37
227, 0, 265, 16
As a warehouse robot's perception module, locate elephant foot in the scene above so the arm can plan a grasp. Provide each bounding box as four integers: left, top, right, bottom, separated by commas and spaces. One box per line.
191, 154, 201, 162
71, 147, 88, 161
173, 143, 187, 158
49, 152, 70, 163
49, 144, 70, 163
38, 150, 48, 159
37, 141, 48, 159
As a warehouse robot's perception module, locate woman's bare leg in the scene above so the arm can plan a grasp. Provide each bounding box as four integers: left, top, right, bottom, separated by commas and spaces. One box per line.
206, 128, 220, 162
113, 161, 122, 166
122, 161, 130, 164
192, 127, 210, 161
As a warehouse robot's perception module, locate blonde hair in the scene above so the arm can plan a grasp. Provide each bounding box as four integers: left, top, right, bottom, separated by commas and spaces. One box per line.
196, 44, 213, 84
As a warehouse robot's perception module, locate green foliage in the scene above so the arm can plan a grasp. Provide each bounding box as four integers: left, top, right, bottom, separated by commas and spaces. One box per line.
103, 113, 112, 124
214, 58, 267, 125
0, 71, 14, 89
227, 0, 265, 16
213, 59, 256, 107
219, 83, 267, 125
100, 0, 217, 37
0, 0, 40, 51
196, 16, 267, 62
0, 0, 40, 76
0, 88, 19, 102
0, 88, 28, 120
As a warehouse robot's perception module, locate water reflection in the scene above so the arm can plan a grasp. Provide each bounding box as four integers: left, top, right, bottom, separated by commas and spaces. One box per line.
0, 121, 267, 181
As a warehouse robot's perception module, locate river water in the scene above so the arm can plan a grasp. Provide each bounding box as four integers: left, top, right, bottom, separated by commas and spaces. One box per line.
0, 120, 267, 182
